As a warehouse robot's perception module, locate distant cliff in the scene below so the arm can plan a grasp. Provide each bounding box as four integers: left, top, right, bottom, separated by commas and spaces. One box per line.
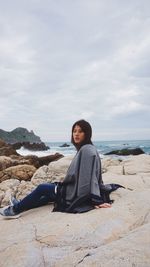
0, 127, 42, 144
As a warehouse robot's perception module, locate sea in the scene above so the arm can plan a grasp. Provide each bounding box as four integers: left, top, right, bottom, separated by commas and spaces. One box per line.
17, 140, 150, 159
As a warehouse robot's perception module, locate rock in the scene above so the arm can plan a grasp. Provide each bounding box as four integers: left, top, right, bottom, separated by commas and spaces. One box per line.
0, 152, 63, 170
105, 147, 145, 156
0, 155, 31, 171
0, 178, 20, 191
122, 154, 150, 175
31, 166, 50, 185
59, 143, 70, 147
0, 153, 63, 182
16, 180, 35, 200
0, 127, 41, 144
37, 153, 64, 167
101, 158, 124, 174
0, 187, 150, 266
0, 179, 20, 206
0, 164, 36, 182
24, 153, 63, 168
0, 139, 6, 147
0, 138, 19, 156
0, 154, 150, 266
12, 141, 50, 151
0, 156, 14, 171
32, 155, 73, 183
0, 179, 35, 207
106, 165, 123, 175
0, 153, 64, 205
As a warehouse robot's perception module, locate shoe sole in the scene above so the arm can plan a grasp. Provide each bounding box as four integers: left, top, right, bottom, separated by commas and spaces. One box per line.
2, 214, 21, 220
0, 213, 21, 219
0, 208, 21, 219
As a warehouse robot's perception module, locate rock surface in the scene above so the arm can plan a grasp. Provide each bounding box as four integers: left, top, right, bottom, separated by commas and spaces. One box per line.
0, 154, 150, 266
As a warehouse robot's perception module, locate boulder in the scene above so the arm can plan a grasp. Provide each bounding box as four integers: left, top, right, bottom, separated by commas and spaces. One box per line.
0, 179, 20, 206
32, 155, 73, 184
0, 153, 63, 170
16, 180, 35, 200
24, 153, 63, 168
59, 143, 70, 147
0, 156, 31, 171
0, 156, 15, 171
102, 158, 121, 173
0, 138, 19, 156
0, 164, 36, 182
122, 154, 150, 175
105, 147, 145, 156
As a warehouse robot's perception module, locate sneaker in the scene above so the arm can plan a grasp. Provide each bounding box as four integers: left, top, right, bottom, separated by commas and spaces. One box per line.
0, 206, 20, 219
9, 196, 20, 206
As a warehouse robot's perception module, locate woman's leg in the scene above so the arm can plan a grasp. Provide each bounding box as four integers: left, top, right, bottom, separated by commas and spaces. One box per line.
13, 183, 56, 213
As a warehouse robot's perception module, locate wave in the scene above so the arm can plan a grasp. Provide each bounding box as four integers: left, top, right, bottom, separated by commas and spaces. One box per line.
16, 140, 150, 158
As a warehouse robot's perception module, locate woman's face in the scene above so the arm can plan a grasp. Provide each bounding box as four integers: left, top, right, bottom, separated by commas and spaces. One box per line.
72, 125, 85, 144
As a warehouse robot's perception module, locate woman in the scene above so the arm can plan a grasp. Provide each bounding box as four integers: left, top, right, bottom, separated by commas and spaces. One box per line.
0, 120, 115, 219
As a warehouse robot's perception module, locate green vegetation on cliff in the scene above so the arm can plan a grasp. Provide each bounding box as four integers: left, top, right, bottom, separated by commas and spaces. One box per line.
0, 127, 41, 144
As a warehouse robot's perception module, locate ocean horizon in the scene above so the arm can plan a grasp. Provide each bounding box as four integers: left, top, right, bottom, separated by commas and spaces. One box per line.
17, 139, 150, 158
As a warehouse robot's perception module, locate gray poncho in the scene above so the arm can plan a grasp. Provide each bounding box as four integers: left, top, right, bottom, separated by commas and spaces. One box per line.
53, 144, 105, 213
64, 144, 103, 203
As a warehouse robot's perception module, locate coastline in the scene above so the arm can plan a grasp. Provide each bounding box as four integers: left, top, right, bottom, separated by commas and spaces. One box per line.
16, 139, 150, 159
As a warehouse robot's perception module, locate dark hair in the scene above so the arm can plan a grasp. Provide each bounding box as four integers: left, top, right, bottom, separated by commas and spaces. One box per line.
71, 119, 93, 150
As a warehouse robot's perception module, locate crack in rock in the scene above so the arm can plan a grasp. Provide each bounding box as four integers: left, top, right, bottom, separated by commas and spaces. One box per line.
31, 224, 46, 267
0, 242, 18, 253
75, 253, 91, 266
141, 175, 146, 184
75, 245, 98, 251
129, 209, 150, 232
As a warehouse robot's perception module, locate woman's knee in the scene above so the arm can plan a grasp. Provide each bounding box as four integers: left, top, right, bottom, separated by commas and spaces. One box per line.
36, 184, 46, 193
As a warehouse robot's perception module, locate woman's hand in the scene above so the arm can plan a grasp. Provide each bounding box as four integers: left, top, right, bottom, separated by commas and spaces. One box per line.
94, 203, 111, 209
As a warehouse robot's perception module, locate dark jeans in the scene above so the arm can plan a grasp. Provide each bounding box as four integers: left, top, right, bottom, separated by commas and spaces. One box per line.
14, 183, 57, 213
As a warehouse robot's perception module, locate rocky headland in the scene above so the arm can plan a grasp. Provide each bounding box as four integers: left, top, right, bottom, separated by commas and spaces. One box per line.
0, 127, 50, 151
0, 127, 42, 144
0, 143, 150, 266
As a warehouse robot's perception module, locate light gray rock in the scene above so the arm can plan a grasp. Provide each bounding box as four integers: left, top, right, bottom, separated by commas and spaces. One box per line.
0, 179, 20, 206
122, 154, 150, 175
0, 154, 150, 267
106, 165, 123, 175
32, 155, 73, 184
0, 188, 150, 267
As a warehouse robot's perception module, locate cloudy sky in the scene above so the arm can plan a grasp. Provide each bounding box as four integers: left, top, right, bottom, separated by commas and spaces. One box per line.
0, 0, 150, 141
